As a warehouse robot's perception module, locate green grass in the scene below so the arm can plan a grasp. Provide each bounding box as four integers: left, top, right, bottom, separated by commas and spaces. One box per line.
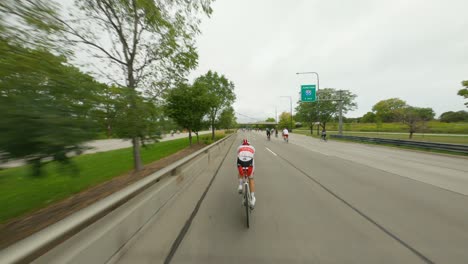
0, 133, 225, 223
317, 121, 468, 134
294, 130, 468, 144
294, 130, 468, 156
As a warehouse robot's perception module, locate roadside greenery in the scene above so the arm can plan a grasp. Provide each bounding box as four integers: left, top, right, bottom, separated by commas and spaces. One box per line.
54, 0, 213, 171
164, 71, 236, 145
193, 71, 236, 140
218, 106, 237, 130
0, 1, 234, 177
0, 133, 225, 223
295, 129, 468, 145
295, 88, 357, 133
458, 80, 468, 107
0, 42, 102, 175
278, 112, 295, 130
165, 83, 211, 145
298, 121, 468, 134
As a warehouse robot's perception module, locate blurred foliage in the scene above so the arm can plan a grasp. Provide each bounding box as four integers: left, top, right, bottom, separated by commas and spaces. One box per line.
58, 0, 213, 171
0, 0, 63, 50
217, 106, 236, 130
440, 110, 468, 123
278, 112, 294, 130
361, 112, 377, 123
0, 41, 104, 175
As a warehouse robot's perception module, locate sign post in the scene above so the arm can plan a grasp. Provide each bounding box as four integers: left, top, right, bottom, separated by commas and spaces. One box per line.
300, 84, 316, 102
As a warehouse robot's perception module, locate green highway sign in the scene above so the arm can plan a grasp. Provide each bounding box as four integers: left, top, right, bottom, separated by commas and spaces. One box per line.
301, 84, 316, 102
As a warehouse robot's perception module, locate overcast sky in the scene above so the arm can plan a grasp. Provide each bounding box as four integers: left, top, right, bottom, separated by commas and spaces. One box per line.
188, 0, 468, 122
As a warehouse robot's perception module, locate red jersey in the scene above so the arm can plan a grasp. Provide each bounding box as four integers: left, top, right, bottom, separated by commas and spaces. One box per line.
237, 145, 255, 161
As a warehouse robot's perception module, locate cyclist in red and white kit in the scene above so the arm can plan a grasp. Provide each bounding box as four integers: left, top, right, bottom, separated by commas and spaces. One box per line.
237, 139, 256, 207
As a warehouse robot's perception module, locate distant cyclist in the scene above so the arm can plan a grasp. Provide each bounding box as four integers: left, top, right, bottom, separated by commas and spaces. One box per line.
237, 139, 256, 207
321, 129, 327, 141
266, 128, 271, 140
282, 128, 289, 141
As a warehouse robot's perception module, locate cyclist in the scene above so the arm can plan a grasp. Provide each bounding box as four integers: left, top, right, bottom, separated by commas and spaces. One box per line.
275, 128, 278, 138
266, 128, 271, 140
321, 129, 327, 141
237, 139, 256, 207
282, 128, 289, 141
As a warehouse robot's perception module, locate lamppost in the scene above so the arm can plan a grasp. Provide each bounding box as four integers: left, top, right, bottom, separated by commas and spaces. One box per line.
296, 71, 319, 91
280, 96, 292, 131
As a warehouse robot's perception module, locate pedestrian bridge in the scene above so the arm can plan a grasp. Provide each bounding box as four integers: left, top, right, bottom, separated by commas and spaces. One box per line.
237, 121, 277, 126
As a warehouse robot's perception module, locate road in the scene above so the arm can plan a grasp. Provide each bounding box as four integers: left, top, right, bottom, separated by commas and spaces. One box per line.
0, 131, 211, 168
113, 131, 468, 264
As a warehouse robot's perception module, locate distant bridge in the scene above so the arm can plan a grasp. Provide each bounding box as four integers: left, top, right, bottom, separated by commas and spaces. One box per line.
237, 121, 278, 126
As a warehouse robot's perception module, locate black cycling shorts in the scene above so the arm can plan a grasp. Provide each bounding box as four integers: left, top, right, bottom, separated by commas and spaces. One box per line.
237, 158, 253, 167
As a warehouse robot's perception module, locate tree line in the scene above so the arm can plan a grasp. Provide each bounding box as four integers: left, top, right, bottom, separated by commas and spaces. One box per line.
289, 81, 467, 139
0, 0, 236, 175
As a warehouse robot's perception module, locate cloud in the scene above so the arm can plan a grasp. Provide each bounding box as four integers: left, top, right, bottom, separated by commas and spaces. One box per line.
192, 0, 468, 119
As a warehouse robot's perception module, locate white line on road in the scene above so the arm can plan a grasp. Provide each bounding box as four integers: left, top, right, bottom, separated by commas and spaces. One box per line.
265, 147, 278, 156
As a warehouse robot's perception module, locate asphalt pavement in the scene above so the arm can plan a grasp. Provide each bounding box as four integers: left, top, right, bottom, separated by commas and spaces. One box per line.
113, 131, 468, 264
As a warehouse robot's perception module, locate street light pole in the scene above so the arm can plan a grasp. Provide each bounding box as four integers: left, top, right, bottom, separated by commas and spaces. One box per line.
296, 71, 319, 91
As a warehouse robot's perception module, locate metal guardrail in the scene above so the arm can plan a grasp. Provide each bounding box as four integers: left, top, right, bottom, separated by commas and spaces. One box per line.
330, 135, 468, 154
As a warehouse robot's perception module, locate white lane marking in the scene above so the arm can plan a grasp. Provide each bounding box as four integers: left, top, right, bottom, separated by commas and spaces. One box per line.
265, 147, 278, 156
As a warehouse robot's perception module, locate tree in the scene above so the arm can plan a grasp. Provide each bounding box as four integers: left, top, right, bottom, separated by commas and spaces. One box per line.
440, 110, 468, 122
92, 84, 124, 138
193, 71, 236, 140
401, 106, 435, 139
55, 0, 212, 171
295, 101, 318, 134
0, 42, 103, 175
0, 0, 63, 49
218, 106, 236, 130
165, 83, 210, 145
458, 80, 468, 107
278, 112, 294, 130
295, 88, 357, 134
112, 89, 162, 142
372, 98, 407, 122
265, 117, 276, 122
361, 112, 376, 123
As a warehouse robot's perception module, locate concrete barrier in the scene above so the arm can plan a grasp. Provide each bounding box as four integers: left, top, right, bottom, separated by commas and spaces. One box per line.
0, 134, 236, 264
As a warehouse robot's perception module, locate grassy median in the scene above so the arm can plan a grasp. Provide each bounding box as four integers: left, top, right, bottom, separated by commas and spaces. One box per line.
295, 130, 468, 145
0, 133, 225, 223
322, 121, 468, 134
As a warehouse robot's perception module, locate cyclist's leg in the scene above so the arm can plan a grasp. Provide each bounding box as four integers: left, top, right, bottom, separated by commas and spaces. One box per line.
247, 165, 255, 193
236, 160, 244, 193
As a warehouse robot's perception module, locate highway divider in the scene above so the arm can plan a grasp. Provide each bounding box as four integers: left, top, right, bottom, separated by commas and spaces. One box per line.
0, 133, 236, 264
331, 135, 468, 154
